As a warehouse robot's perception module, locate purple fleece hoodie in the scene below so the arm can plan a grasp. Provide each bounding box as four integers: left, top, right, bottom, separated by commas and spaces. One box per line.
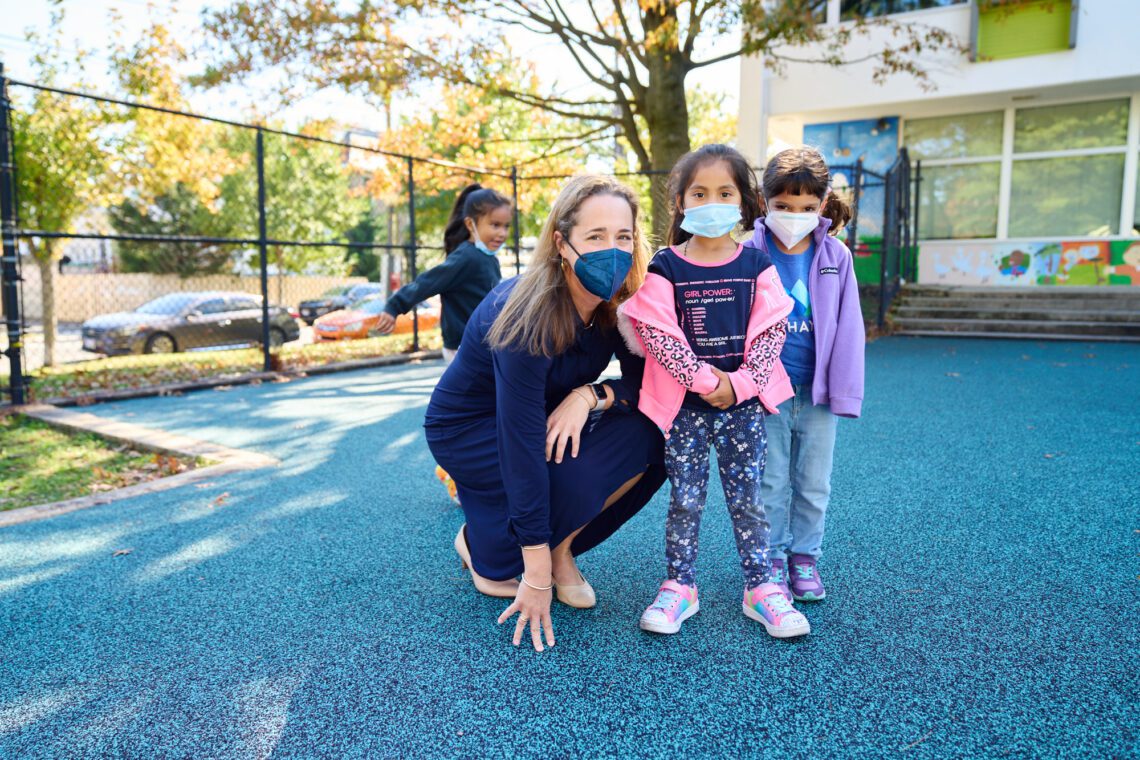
745, 216, 865, 418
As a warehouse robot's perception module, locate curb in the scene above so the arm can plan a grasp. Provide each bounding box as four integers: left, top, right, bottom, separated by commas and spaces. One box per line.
1, 405, 280, 528
33, 349, 443, 408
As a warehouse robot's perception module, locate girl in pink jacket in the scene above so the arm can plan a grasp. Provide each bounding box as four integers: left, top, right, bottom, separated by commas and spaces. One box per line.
620, 144, 810, 639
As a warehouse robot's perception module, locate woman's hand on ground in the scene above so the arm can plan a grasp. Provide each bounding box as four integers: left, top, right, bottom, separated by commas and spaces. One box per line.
545, 389, 592, 463
497, 583, 555, 651
700, 368, 736, 410
375, 313, 396, 334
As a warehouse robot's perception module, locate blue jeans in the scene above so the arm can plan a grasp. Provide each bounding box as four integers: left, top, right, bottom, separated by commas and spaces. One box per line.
664, 405, 771, 588
761, 384, 838, 562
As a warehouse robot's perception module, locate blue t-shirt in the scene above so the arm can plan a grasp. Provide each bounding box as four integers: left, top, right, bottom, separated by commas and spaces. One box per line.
648, 245, 772, 411
768, 234, 816, 386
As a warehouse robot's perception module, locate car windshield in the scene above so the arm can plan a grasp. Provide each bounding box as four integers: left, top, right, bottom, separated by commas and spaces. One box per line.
136, 293, 197, 315
321, 286, 351, 297
353, 297, 388, 315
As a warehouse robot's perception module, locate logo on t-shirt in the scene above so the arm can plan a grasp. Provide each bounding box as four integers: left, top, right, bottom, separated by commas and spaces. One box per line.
787, 279, 813, 334
819, 266, 839, 275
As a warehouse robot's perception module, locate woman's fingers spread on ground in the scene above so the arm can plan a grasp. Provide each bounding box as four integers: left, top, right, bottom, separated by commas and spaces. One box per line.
531, 620, 544, 652
497, 602, 518, 626
543, 614, 555, 647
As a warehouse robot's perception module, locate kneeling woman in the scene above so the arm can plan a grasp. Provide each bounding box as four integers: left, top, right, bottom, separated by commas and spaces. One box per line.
424, 176, 666, 651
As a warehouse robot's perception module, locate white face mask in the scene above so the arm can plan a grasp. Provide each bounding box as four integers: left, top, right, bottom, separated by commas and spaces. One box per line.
766, 209, 819, 248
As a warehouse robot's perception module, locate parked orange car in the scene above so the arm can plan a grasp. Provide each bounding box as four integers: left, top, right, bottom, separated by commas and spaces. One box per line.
313, 295, 440, 341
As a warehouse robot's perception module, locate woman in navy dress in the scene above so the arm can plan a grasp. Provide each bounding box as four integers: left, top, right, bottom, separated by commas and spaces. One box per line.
425, 175, 666, 651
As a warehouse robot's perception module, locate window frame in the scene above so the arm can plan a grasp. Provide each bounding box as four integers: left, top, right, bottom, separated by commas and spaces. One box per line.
903, 92, 1140, 242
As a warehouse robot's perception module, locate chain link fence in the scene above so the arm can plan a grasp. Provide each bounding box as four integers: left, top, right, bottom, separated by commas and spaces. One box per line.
1, 65, 911, 407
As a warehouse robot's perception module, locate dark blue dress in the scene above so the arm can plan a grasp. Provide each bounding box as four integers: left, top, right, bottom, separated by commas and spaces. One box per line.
424, 279, 667, 581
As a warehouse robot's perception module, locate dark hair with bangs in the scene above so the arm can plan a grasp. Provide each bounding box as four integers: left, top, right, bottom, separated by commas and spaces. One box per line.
667, 144, 762, 246
761, 147, 852, 234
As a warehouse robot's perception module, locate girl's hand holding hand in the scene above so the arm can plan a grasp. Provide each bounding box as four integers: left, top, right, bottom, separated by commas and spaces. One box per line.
700, 368, 736, 410
375, 313, 397, 334
545, 388, 593, 464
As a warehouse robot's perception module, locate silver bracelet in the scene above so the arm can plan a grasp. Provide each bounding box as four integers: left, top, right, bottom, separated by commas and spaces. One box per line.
521, 575, 553, 591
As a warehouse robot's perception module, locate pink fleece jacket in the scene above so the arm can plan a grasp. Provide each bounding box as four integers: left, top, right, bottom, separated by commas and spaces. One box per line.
618, 265, 794, 437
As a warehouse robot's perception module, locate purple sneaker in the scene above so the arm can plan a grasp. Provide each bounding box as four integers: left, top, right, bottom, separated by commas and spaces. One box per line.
789, 554, 826, 601
769, 558, 792, 602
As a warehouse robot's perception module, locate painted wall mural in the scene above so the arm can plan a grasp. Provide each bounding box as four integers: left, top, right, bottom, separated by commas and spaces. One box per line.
918, 239, 1140, 286
803, 117, 900, 241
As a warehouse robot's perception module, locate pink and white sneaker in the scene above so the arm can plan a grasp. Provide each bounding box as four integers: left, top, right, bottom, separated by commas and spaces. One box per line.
743, 582, 811, 638
639, 580, 699, 634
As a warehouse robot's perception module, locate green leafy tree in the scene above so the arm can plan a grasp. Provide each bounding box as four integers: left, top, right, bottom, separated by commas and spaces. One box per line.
199, 0, 966, 235
216, 123, 371, 301
11, 6, 112, 366
109, 183, 233, 276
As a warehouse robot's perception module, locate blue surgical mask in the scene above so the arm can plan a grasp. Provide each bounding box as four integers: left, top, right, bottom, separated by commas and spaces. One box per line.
472, 236, 500, 256
680, 203, 741, 238
567, 242, 633, 301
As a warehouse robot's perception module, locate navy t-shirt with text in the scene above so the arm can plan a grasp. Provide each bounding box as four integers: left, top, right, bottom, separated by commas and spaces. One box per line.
648, 244, 773, 411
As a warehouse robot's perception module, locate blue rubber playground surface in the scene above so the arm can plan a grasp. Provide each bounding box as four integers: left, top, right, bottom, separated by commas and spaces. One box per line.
1, 337, 1137, 757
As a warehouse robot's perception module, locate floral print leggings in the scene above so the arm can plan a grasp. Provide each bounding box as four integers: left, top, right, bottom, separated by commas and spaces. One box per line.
664, 405, 771, 589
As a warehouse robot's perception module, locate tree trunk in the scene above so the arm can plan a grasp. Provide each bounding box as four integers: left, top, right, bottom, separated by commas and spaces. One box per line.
642, 4, 693, 245
36, 245, 57, 368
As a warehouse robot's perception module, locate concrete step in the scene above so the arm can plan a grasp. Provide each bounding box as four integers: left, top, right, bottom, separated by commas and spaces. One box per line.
892, 317, 1140, 338
901, 285, 1140, 304
898, 296, 1140, 311
893, 330, 1140, 343
895, 306, 1140, 323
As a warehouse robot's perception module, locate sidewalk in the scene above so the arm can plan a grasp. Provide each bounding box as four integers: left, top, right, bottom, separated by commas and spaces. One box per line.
1, 338, 1136, 757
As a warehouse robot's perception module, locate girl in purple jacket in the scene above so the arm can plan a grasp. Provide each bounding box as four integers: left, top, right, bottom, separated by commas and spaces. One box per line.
749, 147, 866, 603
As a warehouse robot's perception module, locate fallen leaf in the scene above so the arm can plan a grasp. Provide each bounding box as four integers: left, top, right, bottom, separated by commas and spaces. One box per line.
194, 482, 217, 489
1084, 353, 1096, 359
945, 372, 960, 378
212, 492, 230, 506
112, 548, 133, 557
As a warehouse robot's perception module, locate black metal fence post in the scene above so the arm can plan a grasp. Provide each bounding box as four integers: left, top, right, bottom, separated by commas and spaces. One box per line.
901, 149, 912, 284
255, 127, 271, 372
511, 165, 521, 276
406, 156, 418, 352
0, 63, 26, 405
846, 159, 863, 255
912, 160, 922, 282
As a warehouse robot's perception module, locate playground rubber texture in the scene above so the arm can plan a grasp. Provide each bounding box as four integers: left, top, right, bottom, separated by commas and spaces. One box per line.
1, 337, 1137, 758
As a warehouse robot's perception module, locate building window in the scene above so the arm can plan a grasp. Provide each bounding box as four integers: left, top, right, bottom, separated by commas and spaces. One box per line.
1009, 155, 1125, 238
840, 0, 965, 20
905, 111, 1003, 239
1134, 156, 1140, 235
1009, 99, 1130, 237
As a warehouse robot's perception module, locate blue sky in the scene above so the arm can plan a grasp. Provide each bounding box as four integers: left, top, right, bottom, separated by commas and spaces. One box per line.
0, 0, 741, 136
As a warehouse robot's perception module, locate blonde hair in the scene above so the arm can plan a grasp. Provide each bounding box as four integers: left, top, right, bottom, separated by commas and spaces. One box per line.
487, 175, 650, 357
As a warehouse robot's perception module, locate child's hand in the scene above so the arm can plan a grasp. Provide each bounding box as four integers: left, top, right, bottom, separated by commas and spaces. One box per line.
700, 368, 736, 410
375, 312, 396, 334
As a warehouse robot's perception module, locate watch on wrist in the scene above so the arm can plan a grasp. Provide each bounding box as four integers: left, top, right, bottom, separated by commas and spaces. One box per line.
589, 383, 607, 408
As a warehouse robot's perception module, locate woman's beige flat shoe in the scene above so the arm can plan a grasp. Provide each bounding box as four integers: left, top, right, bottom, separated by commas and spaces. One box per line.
454, 526, 519, 598
554, 571, 596, 609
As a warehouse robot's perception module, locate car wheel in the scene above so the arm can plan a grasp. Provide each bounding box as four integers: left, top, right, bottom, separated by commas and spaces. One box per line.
268, 327, 286, 348
144, 333, 177, 354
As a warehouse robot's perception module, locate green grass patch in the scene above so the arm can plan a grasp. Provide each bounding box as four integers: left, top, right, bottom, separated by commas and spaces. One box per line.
2, 329, 442, 403
0, 414, 203, 511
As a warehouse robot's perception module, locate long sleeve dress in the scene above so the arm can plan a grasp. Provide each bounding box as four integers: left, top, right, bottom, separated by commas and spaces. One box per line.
424, 278, 667, 581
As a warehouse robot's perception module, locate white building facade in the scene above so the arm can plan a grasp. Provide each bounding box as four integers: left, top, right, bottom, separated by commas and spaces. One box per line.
738, 0, 1140, 288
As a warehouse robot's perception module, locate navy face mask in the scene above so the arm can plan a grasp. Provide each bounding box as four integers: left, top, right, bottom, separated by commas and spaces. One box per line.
566, 241, 634, 301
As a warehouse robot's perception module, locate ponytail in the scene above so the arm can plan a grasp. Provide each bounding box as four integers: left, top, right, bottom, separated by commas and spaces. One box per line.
823, 190, 852, 236
443, 183, 513, 254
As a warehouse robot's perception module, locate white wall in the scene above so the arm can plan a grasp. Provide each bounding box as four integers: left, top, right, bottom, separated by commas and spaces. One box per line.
740, 1, 1140, 129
